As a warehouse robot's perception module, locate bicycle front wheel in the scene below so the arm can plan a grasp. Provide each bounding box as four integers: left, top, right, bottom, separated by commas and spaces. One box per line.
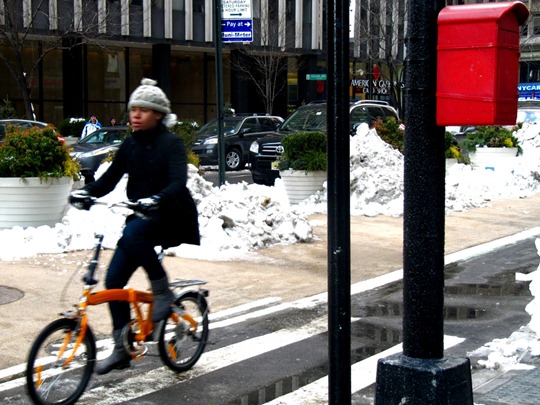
158, 291, 209, 372
26, 318, 96, 405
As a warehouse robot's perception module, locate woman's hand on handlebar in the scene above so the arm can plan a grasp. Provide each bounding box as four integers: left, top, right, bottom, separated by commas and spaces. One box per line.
69, 190, 96, 210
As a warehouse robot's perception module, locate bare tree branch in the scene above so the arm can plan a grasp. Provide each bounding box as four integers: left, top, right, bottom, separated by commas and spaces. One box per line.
229, 4, 300, 114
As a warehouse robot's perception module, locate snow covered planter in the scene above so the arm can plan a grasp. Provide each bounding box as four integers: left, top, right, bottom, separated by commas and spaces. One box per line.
0, 123, 79, 229
0, 177, 73, 229
279, 170, 327, 204
277, 131, 327, 205
462, 126, 521, 172
469, 147, 519, 172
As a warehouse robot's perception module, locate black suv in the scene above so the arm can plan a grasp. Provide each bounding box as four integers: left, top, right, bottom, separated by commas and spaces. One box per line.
249, 100, 399, 185
192, 114, 283, 170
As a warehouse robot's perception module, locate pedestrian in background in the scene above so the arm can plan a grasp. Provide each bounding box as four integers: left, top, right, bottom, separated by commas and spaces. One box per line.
81, 114, 102, 138
109, 117, 117, 126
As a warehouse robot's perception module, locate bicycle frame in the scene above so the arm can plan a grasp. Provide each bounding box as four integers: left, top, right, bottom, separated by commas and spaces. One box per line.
63, 233, 203, 361
27, 216, 210, 405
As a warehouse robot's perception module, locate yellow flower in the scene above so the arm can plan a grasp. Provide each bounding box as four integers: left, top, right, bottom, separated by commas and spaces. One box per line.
449, 145, 461, 159
503, 138, 514, 148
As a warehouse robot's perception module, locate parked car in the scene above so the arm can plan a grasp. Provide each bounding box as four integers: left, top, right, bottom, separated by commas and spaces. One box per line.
70, 125, 129, 183
191, 114, 283, 170
249, 100, 399, 185
0, 119, 58, 142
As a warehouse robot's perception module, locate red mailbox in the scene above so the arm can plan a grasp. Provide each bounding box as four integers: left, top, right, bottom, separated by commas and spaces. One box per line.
436, 2, 529, 126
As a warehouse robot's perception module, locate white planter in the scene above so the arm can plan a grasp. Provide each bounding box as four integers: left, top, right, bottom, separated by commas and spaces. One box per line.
470, 147, 519, 172
446, 158, 458, 170
279, 170, 327, 204
0, 177, 73, 229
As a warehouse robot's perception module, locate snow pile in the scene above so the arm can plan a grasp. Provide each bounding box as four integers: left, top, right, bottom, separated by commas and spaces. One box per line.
469, 238, 540, 371
420, 123, 540, 213
300, 123, 540, 216
292, 124, 405, 216
2, 123, 540, 260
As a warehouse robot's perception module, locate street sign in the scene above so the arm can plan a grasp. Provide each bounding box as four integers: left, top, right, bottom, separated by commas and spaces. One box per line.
222, 19, 253, 43
306, 74, 327, 80
222, 0, 252, 19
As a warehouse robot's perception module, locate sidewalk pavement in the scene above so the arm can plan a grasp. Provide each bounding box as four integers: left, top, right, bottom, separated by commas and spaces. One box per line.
1, 193, 540, 402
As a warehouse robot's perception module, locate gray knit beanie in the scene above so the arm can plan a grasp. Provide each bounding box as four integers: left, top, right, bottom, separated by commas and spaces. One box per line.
128, 78, 171, 114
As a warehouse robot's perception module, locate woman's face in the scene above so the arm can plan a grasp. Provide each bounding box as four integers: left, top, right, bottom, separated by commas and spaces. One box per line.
129, 107, 163, 131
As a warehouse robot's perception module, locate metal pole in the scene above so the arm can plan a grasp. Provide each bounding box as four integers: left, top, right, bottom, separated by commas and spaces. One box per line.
402, 0, 446, 360
213, 0, 226, 186
327, 0, 351, 403
375, 1, 473, 402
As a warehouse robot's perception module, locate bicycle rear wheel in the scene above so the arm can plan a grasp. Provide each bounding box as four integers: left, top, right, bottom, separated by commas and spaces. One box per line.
26, 318, 96, 405
158, 291, 209, 372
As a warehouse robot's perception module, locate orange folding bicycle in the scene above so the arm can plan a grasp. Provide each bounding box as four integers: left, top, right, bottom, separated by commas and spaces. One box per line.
25, 230, 209, 405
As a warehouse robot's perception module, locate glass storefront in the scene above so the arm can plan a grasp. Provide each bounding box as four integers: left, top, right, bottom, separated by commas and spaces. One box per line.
0, 41, 233, 127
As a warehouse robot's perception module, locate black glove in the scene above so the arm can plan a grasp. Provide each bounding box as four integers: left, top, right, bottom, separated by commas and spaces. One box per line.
134, 195, 161, 215
69, 190, 95, 210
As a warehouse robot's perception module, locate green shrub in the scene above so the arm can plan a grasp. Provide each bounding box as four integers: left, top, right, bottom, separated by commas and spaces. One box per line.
170, 120, 201, 166
461, 126, 522, 154
0, 125, 79, 179
0, 96, 16, 118
58, 118, 86, 137
278, 131, 327, 171
373, 117, 405, 152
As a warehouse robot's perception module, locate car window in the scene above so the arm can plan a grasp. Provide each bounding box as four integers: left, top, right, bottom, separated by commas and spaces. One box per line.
80, 130, 126, 144
382, 106, 398, 120
105, 130, 127, 144
197, 119, 242, 136
281, 106, 327, 131
259, 117, 280, 131
240, 118, 258, 133
80, 131, 107, 143
350, 106, 370, 127
366, 106, 386, 122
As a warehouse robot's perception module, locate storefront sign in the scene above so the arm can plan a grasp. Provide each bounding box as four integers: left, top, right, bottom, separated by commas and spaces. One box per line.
350, 79, 404, 95
518, 82, 540, 99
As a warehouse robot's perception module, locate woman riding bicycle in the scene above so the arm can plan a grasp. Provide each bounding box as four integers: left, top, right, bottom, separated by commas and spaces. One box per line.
69, 78, 200, 375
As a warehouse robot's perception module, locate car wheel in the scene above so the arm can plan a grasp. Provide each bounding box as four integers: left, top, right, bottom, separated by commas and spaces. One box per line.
225, 149, 244, 171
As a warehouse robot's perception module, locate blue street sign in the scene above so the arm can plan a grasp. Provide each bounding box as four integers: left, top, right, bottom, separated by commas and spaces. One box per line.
222, 19, 253, 43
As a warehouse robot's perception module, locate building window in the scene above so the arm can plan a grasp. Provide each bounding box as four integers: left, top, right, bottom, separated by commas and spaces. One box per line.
534, 16, 540, 35
194, 0, 204, 12
173, 0, 185, 11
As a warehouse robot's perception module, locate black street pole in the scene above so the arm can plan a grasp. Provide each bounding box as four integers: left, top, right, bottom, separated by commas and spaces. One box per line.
327, 0, 351, 404
374, 1, 473, 402
213, 0, 226, 186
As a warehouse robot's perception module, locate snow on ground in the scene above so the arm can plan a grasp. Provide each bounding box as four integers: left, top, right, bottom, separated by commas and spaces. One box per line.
468, 238, 540, 372
2, 123, 540, 261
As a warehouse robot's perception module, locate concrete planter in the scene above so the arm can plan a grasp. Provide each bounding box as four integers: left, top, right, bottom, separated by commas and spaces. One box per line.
0, 177, 73, 229
470, 147, 519, 172
279, 170, 327, 204
446, 158, 458, 170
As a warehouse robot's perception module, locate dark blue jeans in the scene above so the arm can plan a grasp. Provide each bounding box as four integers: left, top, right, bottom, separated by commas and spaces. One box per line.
105, 216, 168, 331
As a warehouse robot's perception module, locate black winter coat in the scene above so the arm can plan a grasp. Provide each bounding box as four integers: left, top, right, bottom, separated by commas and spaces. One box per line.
83, 126, 200, 247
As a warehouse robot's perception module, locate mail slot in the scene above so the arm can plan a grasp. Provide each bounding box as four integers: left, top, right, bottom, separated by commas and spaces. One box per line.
436, 2, 529, 126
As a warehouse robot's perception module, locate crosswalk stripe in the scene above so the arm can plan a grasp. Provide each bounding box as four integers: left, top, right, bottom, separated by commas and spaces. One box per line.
264, 335, 466, 404
78, 316, 330, 403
